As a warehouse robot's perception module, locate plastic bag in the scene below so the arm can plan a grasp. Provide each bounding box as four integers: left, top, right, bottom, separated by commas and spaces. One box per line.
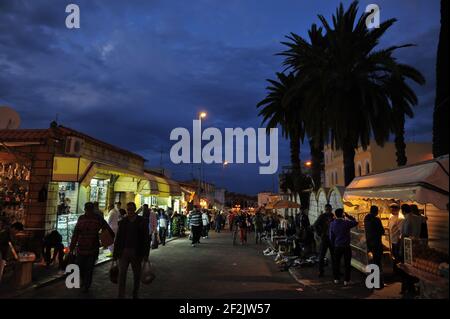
109, 260, 119, 284
151, 232, 159, 249
141, 260, 155, 285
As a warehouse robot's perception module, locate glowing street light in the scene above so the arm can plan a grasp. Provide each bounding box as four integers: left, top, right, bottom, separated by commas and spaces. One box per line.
305, 160, 312, 168
223, 161, 229, 166
199, 111, 207, 120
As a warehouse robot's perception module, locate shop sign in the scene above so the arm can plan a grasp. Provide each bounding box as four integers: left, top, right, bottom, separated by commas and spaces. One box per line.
114, 181, 137, 192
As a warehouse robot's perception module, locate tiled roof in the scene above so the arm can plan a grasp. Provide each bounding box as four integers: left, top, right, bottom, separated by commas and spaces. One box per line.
0, 129, 54, 141
0, 125, 145, 160
56, 126, 145, 160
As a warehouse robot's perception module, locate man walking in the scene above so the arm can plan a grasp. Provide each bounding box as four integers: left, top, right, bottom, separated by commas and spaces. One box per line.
202, 210, 210, 239
215, 212, 223, 233
253, 210, 264, 244
313, 204, 335, 277
107, 201, 121, 254
189, 207, 202, 247
70, 202, 113, 293
113, 202, 150, 299
364, 205, 385, 288
158, 210, 169, 246
329, 208, 358, 286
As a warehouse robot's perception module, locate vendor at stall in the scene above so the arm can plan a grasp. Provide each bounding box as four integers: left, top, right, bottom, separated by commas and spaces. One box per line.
388, 203, 404, 267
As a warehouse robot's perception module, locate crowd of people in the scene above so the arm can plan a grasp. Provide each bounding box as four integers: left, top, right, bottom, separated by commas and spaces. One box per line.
1, 198, 430, 298
259, 201, 429, 296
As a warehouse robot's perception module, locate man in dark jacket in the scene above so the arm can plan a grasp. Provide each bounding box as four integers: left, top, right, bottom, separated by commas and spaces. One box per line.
364, 205, 385, 287
43, 230, 65, 269
70, 202, 113, 293
329, 209, 358, 285
113, 202, 150, 299
313, 204, 335, 277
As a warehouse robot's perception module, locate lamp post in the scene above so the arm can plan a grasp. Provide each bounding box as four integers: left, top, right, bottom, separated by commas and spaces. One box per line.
221, 160, 229, 181
197, 111, 207, 206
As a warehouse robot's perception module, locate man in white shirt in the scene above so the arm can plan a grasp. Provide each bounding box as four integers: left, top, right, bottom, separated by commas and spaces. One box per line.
202, 210, 210, 239
388, 203, 404, 264
107, 202, 122, 254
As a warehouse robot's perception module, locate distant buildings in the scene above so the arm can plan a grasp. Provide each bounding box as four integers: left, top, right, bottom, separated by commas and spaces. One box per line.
324, 141, 433, 187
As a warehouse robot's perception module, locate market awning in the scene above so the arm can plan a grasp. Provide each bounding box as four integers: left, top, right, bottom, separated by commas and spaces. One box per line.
344, 155, 449, 210
80, 162, 145, 189
143, 172, 182, 197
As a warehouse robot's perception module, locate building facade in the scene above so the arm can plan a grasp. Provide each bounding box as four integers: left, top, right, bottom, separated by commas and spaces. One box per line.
324, 140, 433, 187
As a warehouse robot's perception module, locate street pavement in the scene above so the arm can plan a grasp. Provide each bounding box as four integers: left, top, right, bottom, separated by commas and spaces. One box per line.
10, 230, 402, 299
15, 231, 313, 299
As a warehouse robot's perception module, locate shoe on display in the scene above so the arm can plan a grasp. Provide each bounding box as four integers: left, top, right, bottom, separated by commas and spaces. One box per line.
344, 281, 350, 286
334, 280, 339, 284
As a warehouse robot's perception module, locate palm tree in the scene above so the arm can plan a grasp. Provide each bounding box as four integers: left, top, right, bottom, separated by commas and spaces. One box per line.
433, 0, 449, 157
387, 66, 425, 166
279, 24, 327, 190
257, 72, 313, 200
281, 1, 423, 185
257, 72, 304, 172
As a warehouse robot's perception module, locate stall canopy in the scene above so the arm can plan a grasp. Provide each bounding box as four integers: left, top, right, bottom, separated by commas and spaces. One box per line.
143, 172, 182, 197
344, 155, 449, 210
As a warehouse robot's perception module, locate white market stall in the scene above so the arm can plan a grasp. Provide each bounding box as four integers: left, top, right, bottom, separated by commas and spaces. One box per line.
308, 191, 319, 225
343, 155, 449, 297
316, 188, 329, 215
328, 186, 345, 210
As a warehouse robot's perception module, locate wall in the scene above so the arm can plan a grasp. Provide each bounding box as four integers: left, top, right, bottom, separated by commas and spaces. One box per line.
324, 145, 345, 187
425, 204, 449, 254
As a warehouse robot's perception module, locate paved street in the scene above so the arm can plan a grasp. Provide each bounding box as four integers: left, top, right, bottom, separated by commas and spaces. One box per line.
16, 231, 312, 299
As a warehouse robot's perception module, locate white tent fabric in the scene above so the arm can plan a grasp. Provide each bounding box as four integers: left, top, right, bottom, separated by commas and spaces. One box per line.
344, 155, 449, 210
328, 186, 345, 209
308, 192, 319, 225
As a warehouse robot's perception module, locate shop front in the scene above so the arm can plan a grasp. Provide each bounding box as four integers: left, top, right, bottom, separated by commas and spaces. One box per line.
343, 155, 449, 298
52, 157, 147, 246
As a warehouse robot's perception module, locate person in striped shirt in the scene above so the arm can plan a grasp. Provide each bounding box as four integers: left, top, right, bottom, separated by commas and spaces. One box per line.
189, 207, 202, 247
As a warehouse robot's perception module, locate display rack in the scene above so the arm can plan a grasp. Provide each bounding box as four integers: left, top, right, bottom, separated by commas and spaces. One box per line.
56, 214, 80, 247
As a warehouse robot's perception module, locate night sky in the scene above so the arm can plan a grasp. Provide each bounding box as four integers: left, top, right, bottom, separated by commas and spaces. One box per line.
0, 0, 441, 195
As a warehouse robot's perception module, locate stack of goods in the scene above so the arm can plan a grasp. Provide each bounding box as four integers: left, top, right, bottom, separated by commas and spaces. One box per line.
0, 162, 30, 225
412, 242, 449, 277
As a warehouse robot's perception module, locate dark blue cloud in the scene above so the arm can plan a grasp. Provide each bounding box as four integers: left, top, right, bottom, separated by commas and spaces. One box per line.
0, 0, 440, 194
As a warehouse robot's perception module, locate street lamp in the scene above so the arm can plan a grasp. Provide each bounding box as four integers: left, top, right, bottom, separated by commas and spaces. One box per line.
305, 160, 312, 168
197, 111, 207, 205
199, 112, 207, 120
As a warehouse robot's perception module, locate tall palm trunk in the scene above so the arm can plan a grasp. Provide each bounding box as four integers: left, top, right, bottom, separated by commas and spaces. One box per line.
342, 142, 356, 186
310, 136, 324, 190
289, 130, 301, 172
433, 0, 449, 157
394, 114, 407, 166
